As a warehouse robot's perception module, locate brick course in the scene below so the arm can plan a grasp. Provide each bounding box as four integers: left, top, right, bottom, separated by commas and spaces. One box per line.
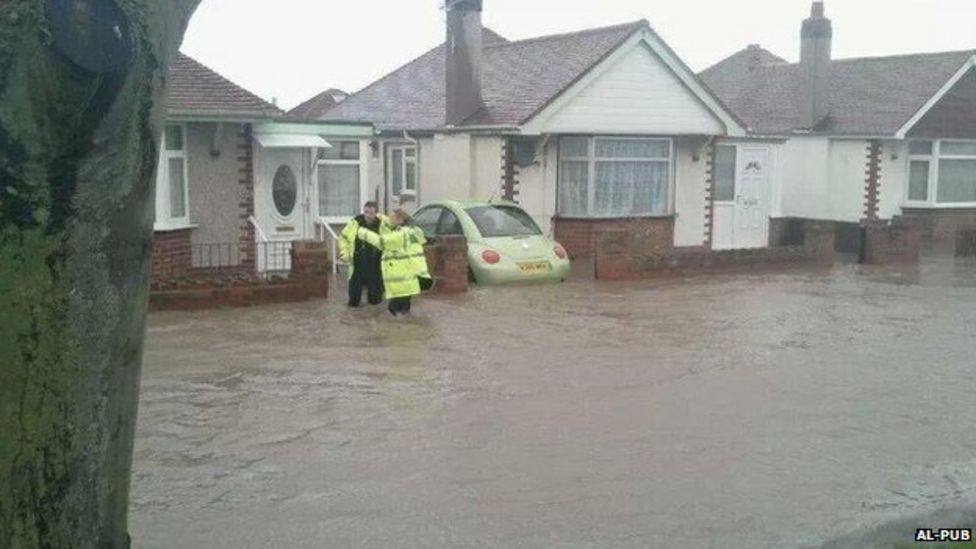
863, 220, 922, 265
424, 235, 469, 294
901, 208, 976, 244
151, 228, 193, 281
553, 217, 675, 260
596, 219, 834, 281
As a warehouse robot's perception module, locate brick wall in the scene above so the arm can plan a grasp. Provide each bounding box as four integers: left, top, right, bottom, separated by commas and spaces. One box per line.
150, 241, 330, 311
901, 208, 976, 243
424, 235, 469, 294
863, 221, 922, 265
553, 217, 675, 260
596, 220, 834, 281
151, 228, 193, 281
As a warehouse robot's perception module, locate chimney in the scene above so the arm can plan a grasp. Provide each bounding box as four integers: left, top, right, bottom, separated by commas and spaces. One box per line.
445, 0, 484, 126
798, 1, 832, 129
747, 44, 763, 71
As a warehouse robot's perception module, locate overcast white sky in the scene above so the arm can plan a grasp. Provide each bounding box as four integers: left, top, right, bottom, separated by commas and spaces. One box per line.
181, 0, 976, 110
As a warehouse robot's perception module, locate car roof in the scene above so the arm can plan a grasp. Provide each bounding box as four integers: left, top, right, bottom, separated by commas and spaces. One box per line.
421, 200, 522, 210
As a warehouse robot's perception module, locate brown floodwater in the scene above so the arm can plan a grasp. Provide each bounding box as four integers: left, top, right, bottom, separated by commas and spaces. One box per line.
130, 257, 976, 548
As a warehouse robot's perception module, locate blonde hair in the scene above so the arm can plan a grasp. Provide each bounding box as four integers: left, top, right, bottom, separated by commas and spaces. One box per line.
392, 208, 413, 225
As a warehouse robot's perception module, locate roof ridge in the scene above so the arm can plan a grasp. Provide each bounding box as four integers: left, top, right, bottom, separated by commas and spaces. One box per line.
175, 52, 281, 113
829, 48, 976, 64
484, 19, 646, 50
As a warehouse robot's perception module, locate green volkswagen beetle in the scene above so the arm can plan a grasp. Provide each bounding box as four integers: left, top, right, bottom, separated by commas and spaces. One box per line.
411, 200, 571, 285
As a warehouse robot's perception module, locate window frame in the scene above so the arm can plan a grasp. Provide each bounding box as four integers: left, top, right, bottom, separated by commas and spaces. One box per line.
556, 135, 675, 219
154, 124, 192, 231
316, 140, 365, 224
388, 144, 419, 200
905, 139, 976, 208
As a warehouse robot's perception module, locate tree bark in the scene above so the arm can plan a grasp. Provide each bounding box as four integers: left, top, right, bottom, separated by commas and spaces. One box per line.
0, 1, 200, 547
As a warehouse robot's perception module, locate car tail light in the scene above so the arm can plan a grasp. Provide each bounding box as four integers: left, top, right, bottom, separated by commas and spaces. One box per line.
481, 250, 501, 264
554, 243, 567, 260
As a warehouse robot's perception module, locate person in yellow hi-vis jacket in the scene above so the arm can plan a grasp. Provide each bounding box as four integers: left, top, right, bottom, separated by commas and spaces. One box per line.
339, 201, 386, 308
357, 208, 435, 317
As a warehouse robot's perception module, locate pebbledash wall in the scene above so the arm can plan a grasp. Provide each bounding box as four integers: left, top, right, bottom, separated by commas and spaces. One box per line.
151, 122, 254, 281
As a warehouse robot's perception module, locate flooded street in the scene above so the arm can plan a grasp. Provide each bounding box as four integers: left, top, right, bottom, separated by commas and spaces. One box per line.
131, 260, 976, 548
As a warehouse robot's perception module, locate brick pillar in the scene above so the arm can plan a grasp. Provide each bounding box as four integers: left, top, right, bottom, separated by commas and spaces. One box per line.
704, 141, 716, 250
238, 124, 256, 272
290, 241, 330, 299
424, 235, 469, 293
862, 140, 882, 223
151, 228, 193, 286
501, 138, 519, 203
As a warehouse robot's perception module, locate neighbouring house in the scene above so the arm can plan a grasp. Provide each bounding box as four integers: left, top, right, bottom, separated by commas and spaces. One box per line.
314, 0, 748, 259
287, 88, 349, 120
154, 54, 372, 281
702, 2, 976, 251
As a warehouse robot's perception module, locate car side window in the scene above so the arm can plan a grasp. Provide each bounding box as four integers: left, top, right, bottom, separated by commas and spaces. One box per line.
437, 209, 463, 236
413, 207, 442, 238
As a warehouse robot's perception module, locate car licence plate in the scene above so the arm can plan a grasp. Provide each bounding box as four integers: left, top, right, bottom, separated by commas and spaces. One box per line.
518, 261, 552, 274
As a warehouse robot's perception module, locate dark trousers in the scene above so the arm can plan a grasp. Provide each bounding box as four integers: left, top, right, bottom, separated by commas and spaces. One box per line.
387, 278, 433, 316
348, 271, 383, 307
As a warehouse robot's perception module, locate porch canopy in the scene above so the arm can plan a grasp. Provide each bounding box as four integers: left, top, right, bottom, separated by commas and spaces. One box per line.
253, 133, 331, 149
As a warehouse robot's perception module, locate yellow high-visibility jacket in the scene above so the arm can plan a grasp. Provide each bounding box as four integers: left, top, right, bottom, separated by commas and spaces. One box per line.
339, 214, 390, 280
357, 224, 432, 299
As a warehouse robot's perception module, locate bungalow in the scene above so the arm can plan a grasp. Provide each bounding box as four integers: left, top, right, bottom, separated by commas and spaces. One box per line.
313, 0, 747, 259
154, 54, 372, 277
701, 2, 976, 250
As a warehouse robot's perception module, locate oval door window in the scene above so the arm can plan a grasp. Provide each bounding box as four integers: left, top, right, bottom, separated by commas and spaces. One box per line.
272, 165, 297, 217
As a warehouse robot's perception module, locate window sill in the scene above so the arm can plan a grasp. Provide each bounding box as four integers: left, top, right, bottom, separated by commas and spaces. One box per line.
902, 204, 976, 210
154, 223, 198, 233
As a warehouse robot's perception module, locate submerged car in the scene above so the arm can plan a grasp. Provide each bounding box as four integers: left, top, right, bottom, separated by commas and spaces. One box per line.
412, 200, 571, 285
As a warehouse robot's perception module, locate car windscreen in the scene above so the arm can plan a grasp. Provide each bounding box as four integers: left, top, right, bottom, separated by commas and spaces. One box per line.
465, 205, 542, 238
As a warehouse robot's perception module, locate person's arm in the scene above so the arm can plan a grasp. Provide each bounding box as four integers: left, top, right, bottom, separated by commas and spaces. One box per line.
409, 226, 427, 247
338, 220, 358, 262
356, 227, 383, 250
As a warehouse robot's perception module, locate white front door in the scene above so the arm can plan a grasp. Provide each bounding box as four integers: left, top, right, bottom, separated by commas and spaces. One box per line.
713, 145, 771, 250
257, 148, 312, 271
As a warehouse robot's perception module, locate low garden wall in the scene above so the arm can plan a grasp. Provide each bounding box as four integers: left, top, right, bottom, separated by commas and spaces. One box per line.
595, 220, 835, 281
863, 220, 922, 265
150, 241, 329, 311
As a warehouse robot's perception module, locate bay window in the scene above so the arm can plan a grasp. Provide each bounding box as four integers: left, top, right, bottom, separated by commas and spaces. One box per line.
558, 136, 672, 218
318, 140, 362, 220
154, 125, 191, 230
907, 140, 976, 206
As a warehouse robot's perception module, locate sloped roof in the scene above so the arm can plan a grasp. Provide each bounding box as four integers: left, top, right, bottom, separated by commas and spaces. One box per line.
167, 53, 282, 119
700, 46, 976, 136
287, 88, 348, 120
323, 23, 645, 130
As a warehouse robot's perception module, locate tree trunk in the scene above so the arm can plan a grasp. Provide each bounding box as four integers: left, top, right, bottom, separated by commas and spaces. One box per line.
1, 1, 200, 547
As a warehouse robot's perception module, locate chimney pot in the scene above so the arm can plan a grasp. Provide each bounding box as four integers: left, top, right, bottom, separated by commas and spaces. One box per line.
811, 1, 825, 17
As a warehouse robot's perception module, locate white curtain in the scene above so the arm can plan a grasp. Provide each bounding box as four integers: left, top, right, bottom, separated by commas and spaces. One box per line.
594, 161, 668, 216
558, 160, 589, 216
937, 159, 976, 203
319, 164, 360, 217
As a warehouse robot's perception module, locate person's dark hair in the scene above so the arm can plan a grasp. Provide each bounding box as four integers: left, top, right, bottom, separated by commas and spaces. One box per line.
363, 201, 378, 211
